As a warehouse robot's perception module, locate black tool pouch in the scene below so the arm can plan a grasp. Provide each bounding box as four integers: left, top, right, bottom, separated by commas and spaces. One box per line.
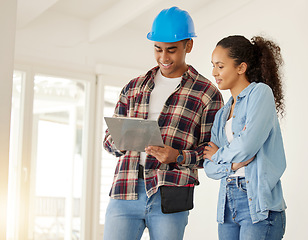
160, 185, 194, 214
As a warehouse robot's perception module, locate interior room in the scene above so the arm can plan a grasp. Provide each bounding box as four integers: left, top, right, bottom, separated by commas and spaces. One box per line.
1, 0, 307, 239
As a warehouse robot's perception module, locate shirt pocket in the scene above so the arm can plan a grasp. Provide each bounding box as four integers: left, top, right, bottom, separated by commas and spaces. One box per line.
233, 114, 247, 136
240, 115, 247, 126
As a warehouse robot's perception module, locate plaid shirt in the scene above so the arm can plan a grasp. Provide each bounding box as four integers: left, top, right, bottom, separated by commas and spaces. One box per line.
103, 65, 223, 199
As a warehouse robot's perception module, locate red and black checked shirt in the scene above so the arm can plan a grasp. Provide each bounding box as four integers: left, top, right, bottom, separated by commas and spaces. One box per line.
103, 65, 223, 199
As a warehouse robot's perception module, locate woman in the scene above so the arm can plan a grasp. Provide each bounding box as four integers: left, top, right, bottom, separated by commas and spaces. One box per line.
203, 35, 286, 240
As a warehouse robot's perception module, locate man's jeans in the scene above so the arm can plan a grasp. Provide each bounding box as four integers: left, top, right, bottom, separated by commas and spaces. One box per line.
218, 177, 286, 240
103, 179, 189, 240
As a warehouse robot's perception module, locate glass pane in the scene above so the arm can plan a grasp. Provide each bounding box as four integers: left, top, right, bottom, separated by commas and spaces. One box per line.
100, 85, 149, 240
7, 71, 25, 240
31, 75, 86, 240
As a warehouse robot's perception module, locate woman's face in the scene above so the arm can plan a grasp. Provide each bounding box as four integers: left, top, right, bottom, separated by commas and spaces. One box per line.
211, 46, 242, 91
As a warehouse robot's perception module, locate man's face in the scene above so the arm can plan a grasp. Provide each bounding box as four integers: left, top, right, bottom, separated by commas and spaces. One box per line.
154, 40, 192, 78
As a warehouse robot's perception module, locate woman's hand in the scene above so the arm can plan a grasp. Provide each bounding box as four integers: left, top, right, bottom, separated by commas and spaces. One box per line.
203, 140, 255, 170
203, 142, 219, 161
231, 156, 255, 171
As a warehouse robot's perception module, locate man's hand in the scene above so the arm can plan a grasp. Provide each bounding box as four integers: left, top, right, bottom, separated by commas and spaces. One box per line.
145, 145, 180, 164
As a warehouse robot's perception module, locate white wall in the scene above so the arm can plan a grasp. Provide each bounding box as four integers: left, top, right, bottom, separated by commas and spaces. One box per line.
184, 0, 308, 239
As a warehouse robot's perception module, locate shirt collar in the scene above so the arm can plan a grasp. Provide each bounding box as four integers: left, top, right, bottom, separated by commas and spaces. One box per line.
238, 82, 257, 98
146, 65, 198, 81
225, 82, 257, 107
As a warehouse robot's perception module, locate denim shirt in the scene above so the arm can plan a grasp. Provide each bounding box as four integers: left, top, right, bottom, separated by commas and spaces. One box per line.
203, 82, 287, 224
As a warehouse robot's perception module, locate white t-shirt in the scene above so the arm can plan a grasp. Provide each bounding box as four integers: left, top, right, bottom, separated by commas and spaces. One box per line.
140, 70, 182, 166
225, 117, 245, 177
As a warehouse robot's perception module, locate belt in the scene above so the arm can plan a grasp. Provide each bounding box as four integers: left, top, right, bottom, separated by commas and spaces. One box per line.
226, 176, 245, 183
138, 165, 144, 179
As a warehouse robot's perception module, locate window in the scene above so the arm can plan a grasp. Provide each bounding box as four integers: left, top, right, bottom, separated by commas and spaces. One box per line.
31, 75, 86, 239
8, 70, 96, 240
8, 69, 149, 239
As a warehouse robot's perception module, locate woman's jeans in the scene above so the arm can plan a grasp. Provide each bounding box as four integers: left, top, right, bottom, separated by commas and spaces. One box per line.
219, 177, 286, 240
103, 179, 189, 240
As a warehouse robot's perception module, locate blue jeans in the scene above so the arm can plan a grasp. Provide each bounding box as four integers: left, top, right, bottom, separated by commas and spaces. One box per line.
218, 177, 286, 240
103, 179, 189, 240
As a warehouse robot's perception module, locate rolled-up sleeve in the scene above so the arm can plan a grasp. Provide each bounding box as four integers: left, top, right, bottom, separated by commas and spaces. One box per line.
203, 110, 234, 179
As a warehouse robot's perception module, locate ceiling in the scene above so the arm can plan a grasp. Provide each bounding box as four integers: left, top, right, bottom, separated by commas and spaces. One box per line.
15, 0, 252, 75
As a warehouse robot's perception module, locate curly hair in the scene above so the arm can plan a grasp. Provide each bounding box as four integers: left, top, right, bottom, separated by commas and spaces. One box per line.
216, 35, 285, 117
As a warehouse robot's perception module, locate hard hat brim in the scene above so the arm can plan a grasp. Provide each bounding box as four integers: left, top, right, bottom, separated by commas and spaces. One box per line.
147, 32, 196, 43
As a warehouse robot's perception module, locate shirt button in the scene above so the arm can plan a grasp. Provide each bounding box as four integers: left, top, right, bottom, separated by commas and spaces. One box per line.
249, 198, 252, 201
246, 180, 249, 183
232, 132, 235, 135
233, 115, 235, 118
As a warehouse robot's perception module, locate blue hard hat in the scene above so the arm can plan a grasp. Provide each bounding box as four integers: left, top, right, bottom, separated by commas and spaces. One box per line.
147, 6, 197, 43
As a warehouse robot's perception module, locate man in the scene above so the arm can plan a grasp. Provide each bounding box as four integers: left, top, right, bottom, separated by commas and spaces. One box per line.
103, 6, 223, 240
